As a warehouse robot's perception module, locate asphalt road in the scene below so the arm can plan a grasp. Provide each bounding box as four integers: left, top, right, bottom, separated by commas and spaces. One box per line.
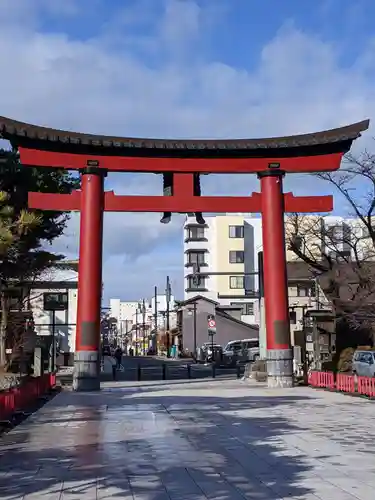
57, 356, 243, 385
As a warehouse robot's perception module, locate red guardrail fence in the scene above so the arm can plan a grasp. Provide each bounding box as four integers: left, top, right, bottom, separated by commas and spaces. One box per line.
309, 371, 375, 398
0, 372, 56, 423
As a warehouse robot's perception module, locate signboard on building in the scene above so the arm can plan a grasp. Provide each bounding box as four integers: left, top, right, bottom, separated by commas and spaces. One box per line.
43, 292, 68, 311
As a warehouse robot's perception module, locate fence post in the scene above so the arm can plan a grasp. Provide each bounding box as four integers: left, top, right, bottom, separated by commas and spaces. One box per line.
187, 364, 191, 379
137, 364, 142, 381
162, 364, 167, 380
212, 364, 216, 378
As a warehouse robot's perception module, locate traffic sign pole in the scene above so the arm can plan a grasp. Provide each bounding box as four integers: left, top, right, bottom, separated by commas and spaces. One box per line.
207, 314, 216, 363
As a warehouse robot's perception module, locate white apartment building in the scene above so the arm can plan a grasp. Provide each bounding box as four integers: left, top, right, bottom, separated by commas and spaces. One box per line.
110, 294, 177, 346
109, 299, 139, 335
183, 214, 372, 326
183, 214, 262, 324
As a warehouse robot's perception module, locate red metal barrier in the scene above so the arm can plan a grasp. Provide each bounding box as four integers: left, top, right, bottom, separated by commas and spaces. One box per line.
336, 373, 355, 393
309, 371, 335, 389
0, 372, 56, 423
357, 376, 375, 398
308, 371, 317, 385
309, 370, 375, 398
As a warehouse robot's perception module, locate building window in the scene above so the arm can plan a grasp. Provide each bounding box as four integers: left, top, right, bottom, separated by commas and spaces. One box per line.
186, 226, 205, 240
188, 251, 206, 265
296, 283, 316, 297
187, 276, 207, 289
325, 225, 343, 244
292, 235, 304, 252
231, 302, 254, 315
229, 250, 244, 263
229, 276, 245, 289
229, 225, 244, 238
289, 310, 297, 324
328, 250, 351, 261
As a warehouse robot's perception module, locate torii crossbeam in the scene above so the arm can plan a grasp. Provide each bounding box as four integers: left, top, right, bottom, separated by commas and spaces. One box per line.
0, 116, 369, 391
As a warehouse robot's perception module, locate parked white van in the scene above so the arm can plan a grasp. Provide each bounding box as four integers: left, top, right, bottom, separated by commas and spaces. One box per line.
223, 338, 260, 362
352, 350, 375, 377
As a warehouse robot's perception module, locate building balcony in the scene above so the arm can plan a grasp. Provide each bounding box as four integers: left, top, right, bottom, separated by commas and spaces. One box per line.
184, 236, 208, 243
218, 291, 259, 299
185, 287, 209, 293
185, 222, 209, 229
184, 262, 208, 268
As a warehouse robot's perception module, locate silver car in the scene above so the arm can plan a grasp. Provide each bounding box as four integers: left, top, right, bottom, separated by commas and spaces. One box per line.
223, 338, 260, 364
352, 350, 375, 377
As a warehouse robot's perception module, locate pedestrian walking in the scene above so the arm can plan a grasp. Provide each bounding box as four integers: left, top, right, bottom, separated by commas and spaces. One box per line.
114, 346, 123, 370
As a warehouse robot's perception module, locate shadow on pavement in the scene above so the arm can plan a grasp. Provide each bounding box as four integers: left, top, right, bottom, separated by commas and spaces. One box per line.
0, 384, 316, 499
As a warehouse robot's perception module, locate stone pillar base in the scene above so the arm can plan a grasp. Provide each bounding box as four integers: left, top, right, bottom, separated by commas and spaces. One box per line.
267, 348, 294, 388
73, 350, 100, 392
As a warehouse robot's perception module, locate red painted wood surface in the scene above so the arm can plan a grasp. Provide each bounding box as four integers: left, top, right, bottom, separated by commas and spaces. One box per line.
19, 147, 344, 174
28, 191, 333, 213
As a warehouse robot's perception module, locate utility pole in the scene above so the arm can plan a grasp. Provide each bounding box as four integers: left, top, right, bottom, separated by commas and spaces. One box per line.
258, 251, 267, 360
154, 286, 158, 354
193, 301, 197, 358
166, 276, 171, 358
135, 309, 139, 356
142, 298, 146, 355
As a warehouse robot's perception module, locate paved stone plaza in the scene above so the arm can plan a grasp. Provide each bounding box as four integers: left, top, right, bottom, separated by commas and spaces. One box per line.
0, 379, 374, 499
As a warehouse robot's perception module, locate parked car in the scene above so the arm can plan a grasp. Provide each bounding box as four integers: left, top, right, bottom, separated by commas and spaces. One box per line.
197, 342, 222, 363
352, 350, 375, 377
223, 338, 260, 366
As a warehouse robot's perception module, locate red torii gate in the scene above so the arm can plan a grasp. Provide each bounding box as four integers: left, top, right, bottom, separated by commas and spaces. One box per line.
0, 117, 368, 391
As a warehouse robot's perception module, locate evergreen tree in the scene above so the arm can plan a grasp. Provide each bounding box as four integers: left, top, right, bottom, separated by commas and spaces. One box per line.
0, 148, 79, 368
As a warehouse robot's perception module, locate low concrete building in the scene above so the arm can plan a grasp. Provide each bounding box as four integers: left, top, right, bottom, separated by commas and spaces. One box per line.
30, 262, 78, 356
1, 261, 78, 368
177, 295, 259, 353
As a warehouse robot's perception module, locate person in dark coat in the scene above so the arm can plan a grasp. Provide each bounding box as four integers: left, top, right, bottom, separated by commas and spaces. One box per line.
114, 347, 123, 369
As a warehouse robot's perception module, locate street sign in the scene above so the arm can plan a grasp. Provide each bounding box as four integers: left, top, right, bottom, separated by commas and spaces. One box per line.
207, 314, 216, 335
43, 292, 68, 311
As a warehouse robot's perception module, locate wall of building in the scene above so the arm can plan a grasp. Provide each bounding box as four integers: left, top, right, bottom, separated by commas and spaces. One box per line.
284, 215, 374, 262
183, 215, 218, 301
183, 214, 262, 325
181, 299, 259, 352
288, 280, 330, 345
243, 221, 255, 292
110, 299, 138, 322
183, 214, 372, 334
216, 215, 245, 297
30, 285, 78, 353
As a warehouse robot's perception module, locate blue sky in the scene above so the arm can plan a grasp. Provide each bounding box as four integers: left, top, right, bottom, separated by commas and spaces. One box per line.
0, 0, 374, 302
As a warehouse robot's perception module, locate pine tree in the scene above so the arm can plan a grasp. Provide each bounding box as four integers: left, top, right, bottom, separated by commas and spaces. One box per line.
0, 149, 79, 369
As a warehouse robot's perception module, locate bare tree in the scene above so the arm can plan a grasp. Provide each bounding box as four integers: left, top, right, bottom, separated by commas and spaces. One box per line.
285, 145, 375, 335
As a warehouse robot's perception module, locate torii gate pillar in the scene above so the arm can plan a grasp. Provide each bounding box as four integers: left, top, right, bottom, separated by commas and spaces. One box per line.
259, 171, 292, 387
73, 167, 106, 392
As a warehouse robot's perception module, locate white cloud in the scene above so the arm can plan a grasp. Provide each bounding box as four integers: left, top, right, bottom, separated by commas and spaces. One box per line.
0, 0, 374, 301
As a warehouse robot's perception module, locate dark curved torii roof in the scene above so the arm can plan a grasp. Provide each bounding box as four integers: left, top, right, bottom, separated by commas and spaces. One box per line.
0, 116, 369, 159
